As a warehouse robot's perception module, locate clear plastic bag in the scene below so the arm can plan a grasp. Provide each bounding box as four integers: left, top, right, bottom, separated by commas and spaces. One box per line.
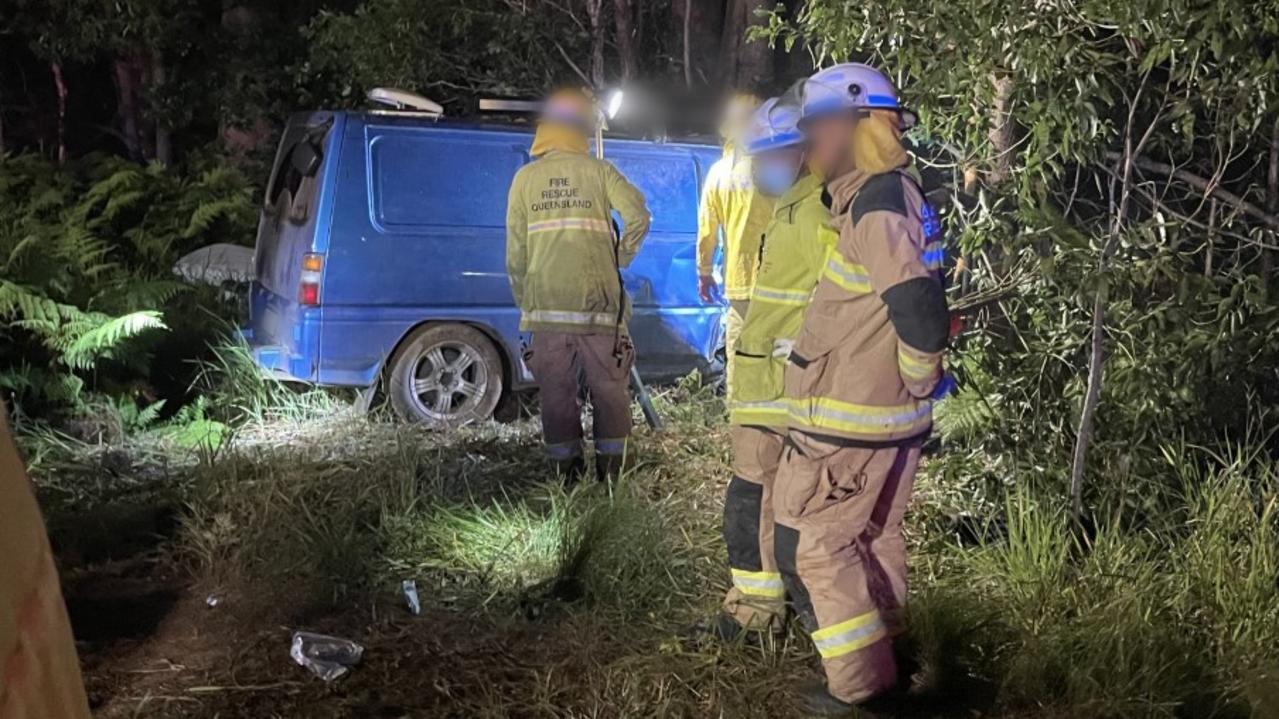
290, 631, 364, 682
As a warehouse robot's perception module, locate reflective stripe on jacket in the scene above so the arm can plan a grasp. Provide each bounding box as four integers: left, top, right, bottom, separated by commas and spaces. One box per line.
728, 174, 835, 428
696, 149, 776, 300
784, 169, 948, 443
506, 150, 651, 334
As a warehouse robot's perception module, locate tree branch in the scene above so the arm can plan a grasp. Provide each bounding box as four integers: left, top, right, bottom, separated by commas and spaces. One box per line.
1106, 151, 1279, 231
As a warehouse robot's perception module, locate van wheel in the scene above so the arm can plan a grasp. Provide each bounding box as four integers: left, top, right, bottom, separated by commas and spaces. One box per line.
387, 324, 503, 428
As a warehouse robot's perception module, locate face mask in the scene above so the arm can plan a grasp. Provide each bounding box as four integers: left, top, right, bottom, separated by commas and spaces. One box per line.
755, 159, 801, 197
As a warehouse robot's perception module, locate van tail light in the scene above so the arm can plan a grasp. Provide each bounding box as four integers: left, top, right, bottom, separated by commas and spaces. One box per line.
299, 253, 324, 306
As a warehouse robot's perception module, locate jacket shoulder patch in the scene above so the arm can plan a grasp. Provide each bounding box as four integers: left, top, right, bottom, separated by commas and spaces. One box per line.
850, 173, 907, 223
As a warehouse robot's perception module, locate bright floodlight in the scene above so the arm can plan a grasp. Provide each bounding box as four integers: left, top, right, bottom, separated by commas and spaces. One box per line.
606, 90, 625, 119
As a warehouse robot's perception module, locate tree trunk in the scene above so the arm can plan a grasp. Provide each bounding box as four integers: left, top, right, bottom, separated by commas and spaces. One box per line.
152, 53, 172, 166
987, 74, 1016, 186
114, 55, 144, 161
614, 0, 636, 82
718, 0, 744, 86
585, 0, 606, 87
681, 0, 692, 88
734, 0, 772, 89
672, 0, 722, 87
50, 60, 67, 165
1264, 117, 1278, 284
1070, 120, 1138, 519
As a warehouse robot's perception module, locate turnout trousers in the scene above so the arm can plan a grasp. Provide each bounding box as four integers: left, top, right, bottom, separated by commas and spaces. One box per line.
721, 426, 786, 628
773, 430, 921, 704
526, 332, 634, 469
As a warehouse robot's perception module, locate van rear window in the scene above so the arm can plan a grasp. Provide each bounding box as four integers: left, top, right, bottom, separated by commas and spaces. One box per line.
371, 134, 524, 228
265, 120, 332, 224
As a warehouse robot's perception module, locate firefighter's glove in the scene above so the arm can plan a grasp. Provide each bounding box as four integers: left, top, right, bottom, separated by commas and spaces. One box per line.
931, 374, 959, 401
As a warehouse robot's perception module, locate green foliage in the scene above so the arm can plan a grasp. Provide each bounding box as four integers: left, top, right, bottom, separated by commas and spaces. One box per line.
0, 152, 255, 414
777, 0, 1279, 508
912, 436, 1279, 717
301, 0, 591, 110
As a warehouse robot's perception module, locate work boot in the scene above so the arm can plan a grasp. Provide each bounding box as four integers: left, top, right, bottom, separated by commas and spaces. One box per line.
553, 457, 587, 484
800, 682, 891, 718
688, 612, 747, 644
595, 454, 625, 482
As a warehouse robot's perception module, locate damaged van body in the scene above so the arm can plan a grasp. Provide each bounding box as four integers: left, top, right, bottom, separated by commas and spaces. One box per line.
244, 110, 724, 425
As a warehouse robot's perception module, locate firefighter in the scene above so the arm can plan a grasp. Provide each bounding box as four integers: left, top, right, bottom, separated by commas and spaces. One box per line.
506, 88, 652, 481
772, 64, 948, 716
696, 92, 776, 394
705, 87, 838, 639
1, 403, 92, 719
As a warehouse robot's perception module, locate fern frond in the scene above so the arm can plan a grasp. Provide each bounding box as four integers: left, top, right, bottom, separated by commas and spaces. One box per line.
60, 311, 167, 370
183, 199, 247, 239
0, 280, 82, 324
934, 388, 1001, 444
91, 280, 192, 313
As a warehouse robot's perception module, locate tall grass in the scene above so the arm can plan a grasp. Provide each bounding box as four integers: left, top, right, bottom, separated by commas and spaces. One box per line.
170, 371, 1279, 717
911, 438, 1279, 717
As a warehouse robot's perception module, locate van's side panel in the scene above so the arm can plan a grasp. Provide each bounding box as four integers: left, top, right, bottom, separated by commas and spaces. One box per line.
247, 112, 344, 381
316, 122, 528, 386
304, 117, 725, 390
605, 142, 722, 380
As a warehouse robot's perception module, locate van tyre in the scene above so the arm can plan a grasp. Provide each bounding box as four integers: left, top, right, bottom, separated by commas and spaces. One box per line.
387, 324, 504, 428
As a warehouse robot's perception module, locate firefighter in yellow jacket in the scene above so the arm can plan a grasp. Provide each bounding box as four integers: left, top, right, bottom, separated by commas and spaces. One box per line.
703, 89, 838, 639
774, 65, 948, 716
506, 89, 652, 481
696, 93, 776, 393
1, 403, 92, 719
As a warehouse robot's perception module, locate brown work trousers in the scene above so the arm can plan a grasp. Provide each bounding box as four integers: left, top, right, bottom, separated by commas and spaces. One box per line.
721, 426, 786, 628
526, 332, 634, 462
1, 405, 91, 719
773, 430, 921, 705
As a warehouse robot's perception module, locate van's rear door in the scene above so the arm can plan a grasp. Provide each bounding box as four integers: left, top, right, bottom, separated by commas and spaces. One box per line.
247, 112, 342, 381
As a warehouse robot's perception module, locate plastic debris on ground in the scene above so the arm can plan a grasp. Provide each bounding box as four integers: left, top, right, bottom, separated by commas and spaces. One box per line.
402, 579, 422, 615
290, 631, 364, 682
205, 595, 221, 608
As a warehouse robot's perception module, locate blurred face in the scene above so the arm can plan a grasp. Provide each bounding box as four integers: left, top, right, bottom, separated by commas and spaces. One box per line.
806, 112, 857, 178
752, 145, 806, 197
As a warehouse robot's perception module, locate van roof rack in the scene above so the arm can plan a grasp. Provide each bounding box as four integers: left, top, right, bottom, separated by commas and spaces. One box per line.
478, 98, 543, 114
367, 88, 444, 118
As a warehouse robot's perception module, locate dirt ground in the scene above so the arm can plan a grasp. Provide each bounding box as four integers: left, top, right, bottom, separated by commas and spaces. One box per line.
44, 401, 1005, 719
59, 517, 1002, 717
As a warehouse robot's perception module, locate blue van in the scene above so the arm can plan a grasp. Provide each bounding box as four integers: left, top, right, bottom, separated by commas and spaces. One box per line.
245, 106, 725, 425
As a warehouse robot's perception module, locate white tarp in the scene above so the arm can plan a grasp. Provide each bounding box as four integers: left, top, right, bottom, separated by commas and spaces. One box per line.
173, 243, 255, 285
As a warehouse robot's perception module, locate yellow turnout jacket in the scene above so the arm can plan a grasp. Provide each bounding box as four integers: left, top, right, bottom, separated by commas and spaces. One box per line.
696, 148, 775, 300
728, 174, 836, 428
506, 150, 651, 334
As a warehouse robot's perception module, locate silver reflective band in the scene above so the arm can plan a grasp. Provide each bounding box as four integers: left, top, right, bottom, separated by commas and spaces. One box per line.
525, 309, 617, 325
803, 402, 932, 427
752, 286, 811, 304
730, 399, 789, 413
596, 438, 627, 456
812, 614, 887, 658
545, 440, 583, 460
824, 257, 871, 291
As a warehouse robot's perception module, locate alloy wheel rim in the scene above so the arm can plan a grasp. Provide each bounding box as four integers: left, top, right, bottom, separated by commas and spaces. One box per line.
409, 341, 488, 419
